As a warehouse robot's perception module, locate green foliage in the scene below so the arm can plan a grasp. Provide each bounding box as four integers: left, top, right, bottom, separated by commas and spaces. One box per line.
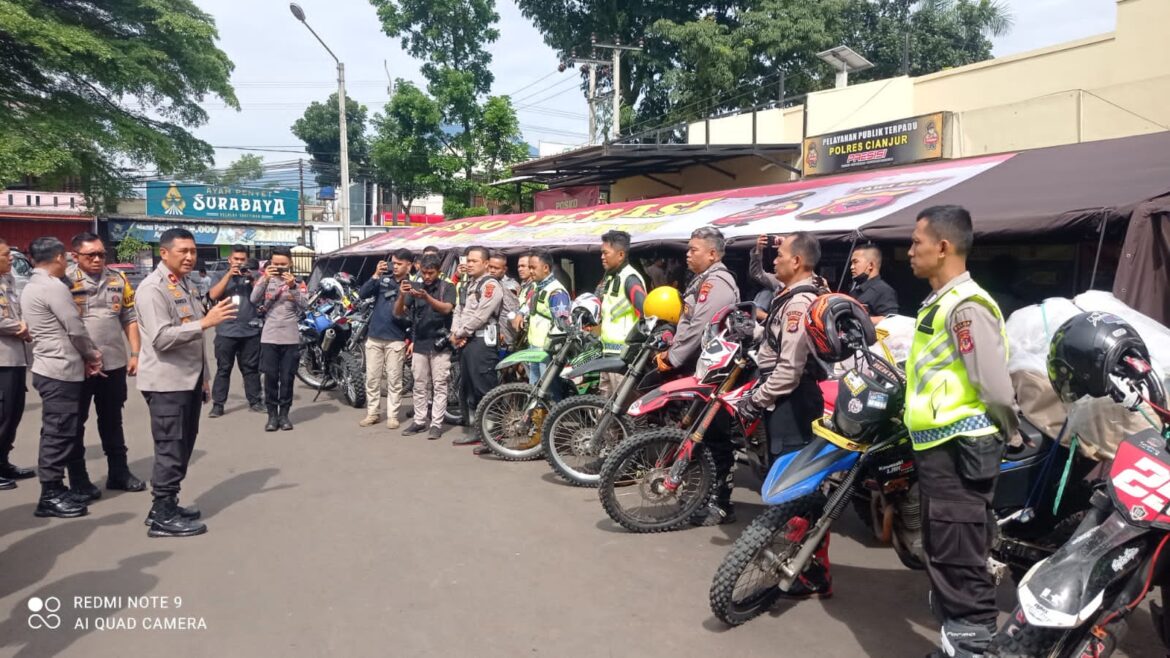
369, 81, 453, 219
0, 0, 237, 209
290, 92, 370, 187
199, 153, 265, 186
370, 0, 499, 97
476, 96, 528, 182
114, 235, 150, 264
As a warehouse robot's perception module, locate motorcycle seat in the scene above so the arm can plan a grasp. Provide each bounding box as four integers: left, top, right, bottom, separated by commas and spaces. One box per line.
563, 356, 626, 378
1002, 416, 1050, 463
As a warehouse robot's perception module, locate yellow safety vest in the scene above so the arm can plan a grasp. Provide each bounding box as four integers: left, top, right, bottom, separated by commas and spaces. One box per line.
904, 277, 1007, 451
600, 264, 644, 354
527, 277, 567, 351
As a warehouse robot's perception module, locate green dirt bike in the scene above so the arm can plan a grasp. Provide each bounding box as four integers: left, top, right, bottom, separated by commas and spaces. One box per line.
475, 318, 606, 461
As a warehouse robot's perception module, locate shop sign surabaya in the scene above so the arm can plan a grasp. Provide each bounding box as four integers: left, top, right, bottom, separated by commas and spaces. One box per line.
145, 181, 299, 223
804, 112, 947, 176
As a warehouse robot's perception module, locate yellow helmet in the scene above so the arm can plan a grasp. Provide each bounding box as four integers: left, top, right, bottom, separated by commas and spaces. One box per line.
643, 286, 682, 324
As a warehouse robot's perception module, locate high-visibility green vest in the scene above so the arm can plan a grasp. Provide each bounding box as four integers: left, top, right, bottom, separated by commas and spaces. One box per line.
527, 277, 567, 350
600, 264, 644, 354
904, 277, 1007, 451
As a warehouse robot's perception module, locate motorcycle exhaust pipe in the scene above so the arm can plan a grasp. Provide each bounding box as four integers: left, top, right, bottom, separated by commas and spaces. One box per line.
321, 327, 337, 352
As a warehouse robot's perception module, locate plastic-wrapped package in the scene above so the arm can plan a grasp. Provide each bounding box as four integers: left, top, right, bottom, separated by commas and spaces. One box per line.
1005, 298, 1081, 376
824, 314, 915, 378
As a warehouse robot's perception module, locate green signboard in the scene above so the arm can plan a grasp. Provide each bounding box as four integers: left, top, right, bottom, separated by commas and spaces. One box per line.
145, 181, 299, 223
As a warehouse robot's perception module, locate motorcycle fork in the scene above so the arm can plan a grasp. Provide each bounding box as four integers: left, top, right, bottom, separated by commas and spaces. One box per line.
662, 363, 743, 493
590, 350, 649, 450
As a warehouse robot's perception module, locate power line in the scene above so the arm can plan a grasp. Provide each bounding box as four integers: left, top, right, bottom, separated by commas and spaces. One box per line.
500, 70, 558, 97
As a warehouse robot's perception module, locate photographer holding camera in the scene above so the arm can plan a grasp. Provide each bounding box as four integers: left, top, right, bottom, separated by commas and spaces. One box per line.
358, 248, 412, 429
207, 245, 264, 418
251, 248, 308, 432
394, 253, 455, 440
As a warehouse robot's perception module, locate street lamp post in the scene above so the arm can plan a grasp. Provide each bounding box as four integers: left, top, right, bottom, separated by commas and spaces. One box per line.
290, 3, 351, 245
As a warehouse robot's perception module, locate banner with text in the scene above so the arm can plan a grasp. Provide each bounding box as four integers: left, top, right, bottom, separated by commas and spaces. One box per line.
145, 181, 299, 223
109, 221, 303, 246
803, 112, 947, 176
333, 153, 1011, 257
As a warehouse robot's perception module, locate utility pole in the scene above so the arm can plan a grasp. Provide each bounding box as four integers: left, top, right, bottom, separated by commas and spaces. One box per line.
298, 159, 306, 243
562, 35, 615, 145
591, 39, 643, 141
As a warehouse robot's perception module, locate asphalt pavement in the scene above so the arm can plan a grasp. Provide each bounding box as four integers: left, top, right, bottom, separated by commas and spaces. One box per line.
0, 371, 1161, 658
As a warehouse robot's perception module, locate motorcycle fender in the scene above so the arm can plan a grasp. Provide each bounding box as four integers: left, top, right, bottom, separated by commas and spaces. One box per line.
1016, 509, 1150, 628
760, 437, 859, 505
497, 347, 549, 369
627, 376, 714, 417
562, 356, 626, 380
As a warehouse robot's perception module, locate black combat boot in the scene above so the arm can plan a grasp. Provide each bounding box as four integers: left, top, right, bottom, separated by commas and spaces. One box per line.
67, 460, 102, 503
35, 481, 88, 518
278, 406, 293, 431
265, 406, 279, 432
143, 499, 201, 526
147, 497, 207, 537
106, 455, 145, 492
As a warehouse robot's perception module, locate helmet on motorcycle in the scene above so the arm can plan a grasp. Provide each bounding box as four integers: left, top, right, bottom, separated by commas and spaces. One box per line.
333, 271, 355, 288
830, 365, 904, 441
318, 277, 344, 298
643, 286, 682, 324
570, 293, 603, 327
805, 293, 876, 363
1047, 312, 1151, 403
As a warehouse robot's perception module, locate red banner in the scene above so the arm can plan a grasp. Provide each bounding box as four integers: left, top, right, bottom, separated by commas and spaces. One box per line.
534, 186, 600, 212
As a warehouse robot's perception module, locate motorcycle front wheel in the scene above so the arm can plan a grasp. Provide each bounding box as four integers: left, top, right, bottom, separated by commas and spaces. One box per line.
339, 351, 366, 408
709, 493, 827, 626
475, 383, 548, 461
445, 361, 463, 424
597, 428, 714, 533
542, 395, 633, 487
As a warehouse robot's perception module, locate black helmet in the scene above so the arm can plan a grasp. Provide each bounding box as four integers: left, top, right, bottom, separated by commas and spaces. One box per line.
1047, 312, 1151, 403
829, 365, 904, 441
805, 293, 877, 363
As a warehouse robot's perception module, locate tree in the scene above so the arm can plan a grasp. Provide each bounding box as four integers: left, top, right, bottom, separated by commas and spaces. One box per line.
0, 0, 237, 209
199, 153, 265, 186
369, 81, 453, 222
290, 93, 370, 187
115, 235, 150, 264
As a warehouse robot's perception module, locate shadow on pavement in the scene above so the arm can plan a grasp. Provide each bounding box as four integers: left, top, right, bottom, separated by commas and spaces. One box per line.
289, 403, 339, 424
193, 468, 296, 519
0, 502, 51, 535
0, 513, 135, 599
0, 551, 170, 658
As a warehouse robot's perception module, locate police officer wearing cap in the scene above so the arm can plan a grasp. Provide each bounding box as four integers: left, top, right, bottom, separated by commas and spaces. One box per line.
907, 206, 1018, 658
137, 228, 237, 537
0, 238, 34, 490
449, 246, 503, 447
655, 227, 739, 527
597, 230, 646, 393
65, 232, 146, 497
21, 237, 104, 518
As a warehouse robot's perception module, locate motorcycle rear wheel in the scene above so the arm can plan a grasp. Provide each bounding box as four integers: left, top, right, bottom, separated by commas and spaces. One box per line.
339, 351, 366, 408
709, 493, 827, 626
445, 361, 463, 424
597, 428, 714, 533
475, 383, 548, 461
542, 395, 633, 487
296, 348, 336, 390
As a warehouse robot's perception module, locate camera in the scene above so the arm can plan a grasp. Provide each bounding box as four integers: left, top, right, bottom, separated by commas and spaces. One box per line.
433, 336, 453, 352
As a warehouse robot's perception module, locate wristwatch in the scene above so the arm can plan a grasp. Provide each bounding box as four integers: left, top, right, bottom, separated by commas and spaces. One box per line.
130, 351, 139, 357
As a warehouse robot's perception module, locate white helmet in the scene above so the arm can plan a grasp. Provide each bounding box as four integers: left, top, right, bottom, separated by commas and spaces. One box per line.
571, 293, 602, 327
318, 277, 344, 297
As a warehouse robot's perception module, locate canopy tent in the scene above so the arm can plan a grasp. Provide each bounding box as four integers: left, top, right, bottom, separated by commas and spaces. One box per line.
324, 131, 1170, 260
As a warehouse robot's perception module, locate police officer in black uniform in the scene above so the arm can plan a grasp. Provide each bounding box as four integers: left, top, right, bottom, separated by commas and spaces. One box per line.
207, 245, 264, 418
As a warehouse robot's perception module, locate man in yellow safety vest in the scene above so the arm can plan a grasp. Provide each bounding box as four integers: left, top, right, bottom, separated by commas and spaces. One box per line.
596, 231, 646, 393
906, 205, 1019, 658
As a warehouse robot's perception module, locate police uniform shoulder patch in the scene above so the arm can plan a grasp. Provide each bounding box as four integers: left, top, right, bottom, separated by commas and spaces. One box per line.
698, 281, 713, 303
786, 311, 802, 333
483, 283, 495, 299
957, 326, 974, 354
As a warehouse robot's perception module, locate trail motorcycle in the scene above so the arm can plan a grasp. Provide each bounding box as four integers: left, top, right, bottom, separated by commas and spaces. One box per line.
474, 316, 605, 461
991, 360, 1170, 656
296, 277, 367, 406
541, 317, 683, 487
709, 347, 1096, 627
597, 304, 772, 533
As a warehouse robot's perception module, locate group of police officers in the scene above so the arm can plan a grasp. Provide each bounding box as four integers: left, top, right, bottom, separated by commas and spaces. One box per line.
0, 204, 1017, 657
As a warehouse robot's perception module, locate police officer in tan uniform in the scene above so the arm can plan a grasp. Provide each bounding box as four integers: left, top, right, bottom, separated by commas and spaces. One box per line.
136, 228, 236, 538
21, 237, 104, 519
65, 232, 145, 497
654, 227, 740, 526
0, 238, 34, 490
449, 246, 503, 447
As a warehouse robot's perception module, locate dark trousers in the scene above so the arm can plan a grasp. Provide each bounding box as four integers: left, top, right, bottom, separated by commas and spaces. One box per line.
0, 366, 27, 463
69, 368, 129, 478
765, 379, 824, 460
144, 380, 202, 499
31, 374, 84, 485
260, 343, 299, 411
212, 334, 261, 406
918, 439, 999, 625
460, 337, 498, 425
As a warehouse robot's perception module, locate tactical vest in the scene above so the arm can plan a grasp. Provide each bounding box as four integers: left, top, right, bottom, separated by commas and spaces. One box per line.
599, 264, 644, 354
904, 277, 1007, 451
527, 277, 567, 351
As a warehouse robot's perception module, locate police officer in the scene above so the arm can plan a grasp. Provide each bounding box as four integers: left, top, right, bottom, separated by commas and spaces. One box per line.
395, 253, 456, 440
207, 245, 264, 418
21, 237, 104, 518
525, 250, 571, 388
849, 243, 899, 319
655, 227, 739, 526
0, 238, 34, 490
358, 248, 412, 429
596, 230, 646, 393
449, 246, 503, 447
137, 228, 237, 537
906, 206, 1018, 658
251, 247, 308, 432
487, 251, 520, 349
65, 232, 145, 497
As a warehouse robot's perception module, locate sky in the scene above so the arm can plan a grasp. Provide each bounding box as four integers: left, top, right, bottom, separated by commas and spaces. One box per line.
193, 0, 1118, 171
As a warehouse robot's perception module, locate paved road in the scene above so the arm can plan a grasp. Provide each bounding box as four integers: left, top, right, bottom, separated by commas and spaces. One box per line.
0, 372, 1160, 658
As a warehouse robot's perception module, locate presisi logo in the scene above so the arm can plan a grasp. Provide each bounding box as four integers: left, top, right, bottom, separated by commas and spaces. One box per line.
27, 596, 62, 630
798, 178, 950, 222
162, 184, 186, 216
